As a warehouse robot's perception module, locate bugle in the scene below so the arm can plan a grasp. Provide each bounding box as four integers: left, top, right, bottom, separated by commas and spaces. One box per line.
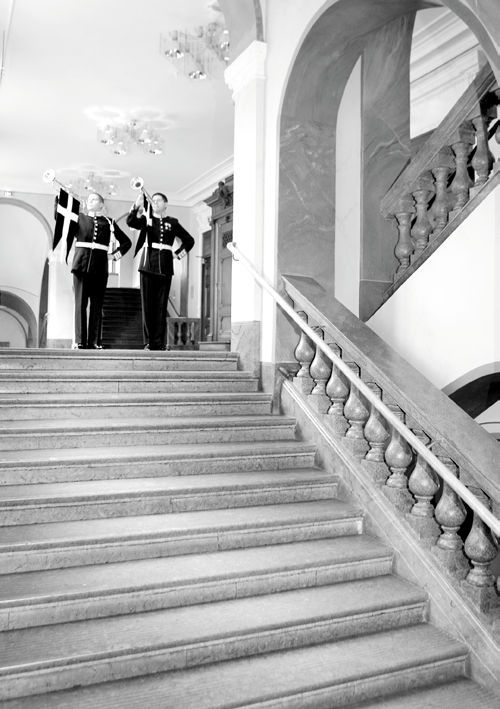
131, 176, 153, 205
43, 169, 80, 200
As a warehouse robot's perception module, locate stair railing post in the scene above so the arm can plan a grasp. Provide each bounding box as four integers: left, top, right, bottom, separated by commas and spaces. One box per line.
393, 196, 416, 280
463, 487, 498, 590
324, 344, 350, 436
383, 406, 414, 512
342, 363, 369, 457
411, 172, 435, 260
308, 328, 333, 414
292, 311, 315, 395
432, 456, 469, 579
449, 122, 475, 213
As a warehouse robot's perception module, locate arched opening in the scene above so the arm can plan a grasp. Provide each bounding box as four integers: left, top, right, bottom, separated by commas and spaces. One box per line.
277, 0, 497, 323
0, 199, 52, 348
0, 290, 37, 348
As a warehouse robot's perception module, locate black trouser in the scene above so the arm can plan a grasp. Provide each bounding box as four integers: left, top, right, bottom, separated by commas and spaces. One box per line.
140, 272, 172, 350
73, 271, 108, 348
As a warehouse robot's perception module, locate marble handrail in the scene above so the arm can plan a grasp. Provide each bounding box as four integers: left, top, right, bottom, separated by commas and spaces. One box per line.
381, 62, 497, 219
227, 241, 500, 538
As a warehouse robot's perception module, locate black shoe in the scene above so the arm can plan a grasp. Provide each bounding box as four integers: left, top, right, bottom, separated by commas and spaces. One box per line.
143, 344, 150, 350
75, 344, 85, 349
87, 344, 100, 350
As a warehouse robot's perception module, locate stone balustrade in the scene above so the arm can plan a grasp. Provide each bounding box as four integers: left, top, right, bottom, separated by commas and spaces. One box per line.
284, 275, 500, 616
381, 64, 499, 285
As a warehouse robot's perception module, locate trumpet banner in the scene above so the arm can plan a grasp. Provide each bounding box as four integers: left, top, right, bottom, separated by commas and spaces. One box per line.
54, 189, 80, 256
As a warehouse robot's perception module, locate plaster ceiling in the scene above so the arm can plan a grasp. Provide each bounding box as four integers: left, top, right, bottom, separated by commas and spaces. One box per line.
0, 0, 235, 204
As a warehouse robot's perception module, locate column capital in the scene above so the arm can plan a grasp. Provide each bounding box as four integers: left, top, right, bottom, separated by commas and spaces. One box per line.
224, 40, 267, 97
192, 201, 211, 233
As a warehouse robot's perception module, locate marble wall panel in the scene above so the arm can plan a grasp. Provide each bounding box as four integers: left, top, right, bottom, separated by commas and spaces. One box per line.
278, 115, 336, 295
360, 14, 415, 320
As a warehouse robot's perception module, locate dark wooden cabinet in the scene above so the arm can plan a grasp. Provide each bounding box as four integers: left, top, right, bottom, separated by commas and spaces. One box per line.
202, 175, 234, 344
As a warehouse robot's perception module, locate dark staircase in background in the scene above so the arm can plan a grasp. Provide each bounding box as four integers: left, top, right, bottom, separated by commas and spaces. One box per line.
101, 287, 143, 350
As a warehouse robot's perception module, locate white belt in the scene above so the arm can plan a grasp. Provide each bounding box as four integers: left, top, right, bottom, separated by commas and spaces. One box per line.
75, 241, 108, 252
151, 242, 173, 251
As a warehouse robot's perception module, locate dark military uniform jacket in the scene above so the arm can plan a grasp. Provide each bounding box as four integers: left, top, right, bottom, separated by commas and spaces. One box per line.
70, 213, 132, 275
126, 207, 195, 278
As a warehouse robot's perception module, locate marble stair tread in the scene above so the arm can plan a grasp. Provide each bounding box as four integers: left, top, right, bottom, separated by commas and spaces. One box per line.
0, 392, 272, 405
0, 500, 361, 550
0, 536, 389, 607
0, 370, 253, 381
0, 439, 316, 468
0, 414, 292, 433
0, 468, 335, 503
0, 577, 427, 671
348, 678, 500, 708
0, 624, 467, 709
0, 350, 239, 360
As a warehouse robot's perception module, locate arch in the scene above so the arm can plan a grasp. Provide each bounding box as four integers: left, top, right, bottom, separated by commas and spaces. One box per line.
0, 198, 53, 249
218, 0, 264, 59
448, 371, 500, 419
277, 0, 499, 312
0, 290, 37, 347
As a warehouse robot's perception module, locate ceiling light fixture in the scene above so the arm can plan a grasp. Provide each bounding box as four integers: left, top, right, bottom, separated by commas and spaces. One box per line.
97, 120, 164, 156
160, 22, 230, 81
67, 174, 119, 199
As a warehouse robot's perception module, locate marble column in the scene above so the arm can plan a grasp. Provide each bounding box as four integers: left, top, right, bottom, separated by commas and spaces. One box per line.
46, 249, 74, 348
225, 41, 267, 377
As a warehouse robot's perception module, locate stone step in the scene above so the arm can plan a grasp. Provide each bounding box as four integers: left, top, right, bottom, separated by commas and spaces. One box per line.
348, 678, 499, 708
0, 535, 389, 630
0, 415, 296, 451
0, 577, 427, 700
0, 440, 317, 484
0, 370, 258, 394
0, 392, 272, 420
0, 624, 469, 708
0, 469, 338, 525
0, 350, 239, 370
0, 500, 365, 574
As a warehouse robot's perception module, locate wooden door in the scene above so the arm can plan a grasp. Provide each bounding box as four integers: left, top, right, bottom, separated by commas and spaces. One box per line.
215, 220, 233, 341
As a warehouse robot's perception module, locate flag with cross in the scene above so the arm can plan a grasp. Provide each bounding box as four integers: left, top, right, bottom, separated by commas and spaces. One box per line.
144, 193, 152, 228
53, 188, 80, 260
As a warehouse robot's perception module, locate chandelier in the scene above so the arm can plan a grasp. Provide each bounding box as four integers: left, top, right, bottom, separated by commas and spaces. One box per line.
67, 174, 119, 200
160, 23, 230, 80
97, 121, 164, 156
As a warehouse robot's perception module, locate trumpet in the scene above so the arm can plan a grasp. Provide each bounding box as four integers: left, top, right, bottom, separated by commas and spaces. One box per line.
43, 169, 81, 201
131, 176, 153, 205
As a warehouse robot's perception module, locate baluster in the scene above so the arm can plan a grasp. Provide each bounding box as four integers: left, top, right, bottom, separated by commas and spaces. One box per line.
464, 488, 497, 589
342, 363, 369, 457
292, 311, 315, 395
429, 148, 455, 238
471, 112, 494, 189
432, 456, 469, 579
361, 383, 390, 484
407, 430, 440, 541
383, 406, 413, 512
324, 344, 349, 436
393, 196, 416, 280
411, 172, 434, 260
308, 328, 332, 414
449, 122, 474, 213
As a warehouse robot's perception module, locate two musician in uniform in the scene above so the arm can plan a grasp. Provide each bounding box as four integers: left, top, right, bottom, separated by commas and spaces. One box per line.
50, 173, 194, 350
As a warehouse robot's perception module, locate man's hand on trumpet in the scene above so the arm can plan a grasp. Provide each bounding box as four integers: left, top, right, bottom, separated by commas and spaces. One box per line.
134, 193, 144, 212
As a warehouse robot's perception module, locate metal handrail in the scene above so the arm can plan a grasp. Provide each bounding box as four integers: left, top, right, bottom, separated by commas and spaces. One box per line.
227, 241, 500, 537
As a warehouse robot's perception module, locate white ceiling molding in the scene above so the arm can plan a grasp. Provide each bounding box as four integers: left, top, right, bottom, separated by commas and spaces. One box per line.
172, 154, 234, 207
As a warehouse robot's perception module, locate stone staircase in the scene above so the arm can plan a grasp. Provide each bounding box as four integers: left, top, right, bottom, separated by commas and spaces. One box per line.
0, 349, 497, 708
